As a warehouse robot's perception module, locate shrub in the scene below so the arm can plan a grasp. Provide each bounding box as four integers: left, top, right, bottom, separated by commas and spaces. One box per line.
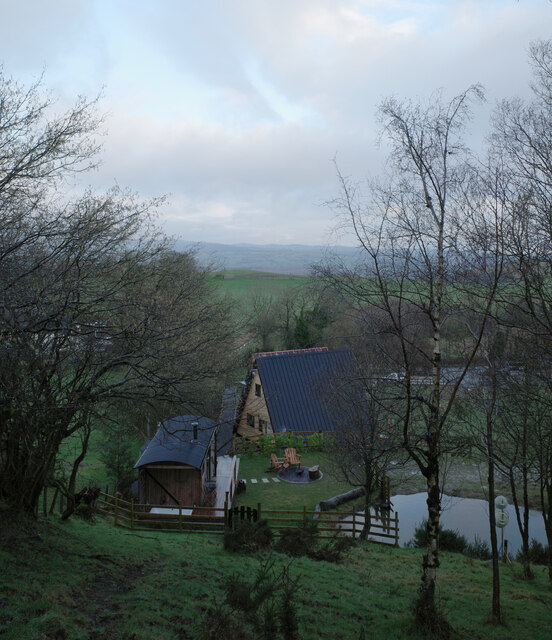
200, 558, 301, 640
464, 536, 491, 560
308, 535, 354, 563
274, 432, 297, 451
275, 522, 353, 563
306, 432, 332, 452
258, 435, 277, 454
439, 528, 468, 553
275, 522, 318, 557
409, 521, 493, 559
409, 520, 466, 553
224, 519, 273, 553
516, 539, 550, 566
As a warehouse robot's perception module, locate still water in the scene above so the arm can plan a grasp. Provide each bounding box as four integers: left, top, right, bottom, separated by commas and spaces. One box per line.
343, 493, 548, 554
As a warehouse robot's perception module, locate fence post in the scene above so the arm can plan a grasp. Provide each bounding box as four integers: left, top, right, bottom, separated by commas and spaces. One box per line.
179, 502, 182, 533
394, 511, 399, 547
224, 499, 229, 528
114, 494, 119, 527
352, 507, 356, 539
131, 498, 135, 530
257, 502, 262, 522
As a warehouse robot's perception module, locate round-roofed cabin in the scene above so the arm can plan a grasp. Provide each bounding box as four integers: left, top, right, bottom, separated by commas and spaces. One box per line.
134, 415, 217, 507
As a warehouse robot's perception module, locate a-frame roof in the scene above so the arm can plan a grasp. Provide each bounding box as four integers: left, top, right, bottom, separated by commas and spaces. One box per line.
253, 347, 360, 434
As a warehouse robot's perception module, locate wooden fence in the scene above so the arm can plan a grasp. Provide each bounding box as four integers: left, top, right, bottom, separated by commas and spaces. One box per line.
36, 483, 399, 546
94, 492, 399, 545
259, 505, 399, 545
96, 493, 227, 534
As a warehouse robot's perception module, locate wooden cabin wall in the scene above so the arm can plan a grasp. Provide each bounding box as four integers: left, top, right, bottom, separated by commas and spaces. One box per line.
139, 466, 202, 507
237, 369, 272, 439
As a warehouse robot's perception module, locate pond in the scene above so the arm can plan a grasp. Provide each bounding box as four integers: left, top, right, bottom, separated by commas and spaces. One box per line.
343, 493, 548, 555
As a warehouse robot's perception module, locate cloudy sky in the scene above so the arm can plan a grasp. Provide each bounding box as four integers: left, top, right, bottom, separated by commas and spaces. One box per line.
2, 1, 551, 246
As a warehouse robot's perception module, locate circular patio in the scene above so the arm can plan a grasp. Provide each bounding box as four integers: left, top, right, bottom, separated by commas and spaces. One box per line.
278, 465, 323, 483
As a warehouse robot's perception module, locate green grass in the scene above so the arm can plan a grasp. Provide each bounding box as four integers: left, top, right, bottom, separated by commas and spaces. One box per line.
57, 426, 143, 493
2, 511, 552, 640
234, 452, 356, 512
209, 269, 308, 302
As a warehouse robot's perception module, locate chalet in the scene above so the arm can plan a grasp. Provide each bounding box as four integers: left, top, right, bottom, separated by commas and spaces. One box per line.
134, 415, 217, 507
236, 347, 362, 440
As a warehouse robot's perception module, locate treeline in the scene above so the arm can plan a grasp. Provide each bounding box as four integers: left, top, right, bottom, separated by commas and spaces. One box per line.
0, 74, 237, 519
245, 40, 552, 636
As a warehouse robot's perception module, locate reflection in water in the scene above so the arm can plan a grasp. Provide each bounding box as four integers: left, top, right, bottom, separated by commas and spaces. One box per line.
340, 493, 548, 554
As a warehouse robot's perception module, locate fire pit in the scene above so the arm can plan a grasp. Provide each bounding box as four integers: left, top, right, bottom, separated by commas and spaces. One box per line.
278, 465, 323, 483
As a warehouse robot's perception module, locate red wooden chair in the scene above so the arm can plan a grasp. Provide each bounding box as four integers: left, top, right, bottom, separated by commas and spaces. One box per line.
270, 452, 289, 471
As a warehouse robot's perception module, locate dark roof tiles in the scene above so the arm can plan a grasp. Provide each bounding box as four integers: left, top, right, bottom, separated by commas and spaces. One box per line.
134, 415, 216, 470
254, 348, 359, 434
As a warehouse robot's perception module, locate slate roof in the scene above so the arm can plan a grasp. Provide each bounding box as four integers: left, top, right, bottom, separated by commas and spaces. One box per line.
134, 415, 216, 470
254, 347, 364, 434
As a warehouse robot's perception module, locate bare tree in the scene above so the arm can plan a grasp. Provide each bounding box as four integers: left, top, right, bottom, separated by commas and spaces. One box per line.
0, 73, 238, 517
458, 320, 510, 623
321, 87, 504, 635
247, 292, 280, 352
493, 365, 547, 580
492, 39, 552, 581
327, 372, 400, 540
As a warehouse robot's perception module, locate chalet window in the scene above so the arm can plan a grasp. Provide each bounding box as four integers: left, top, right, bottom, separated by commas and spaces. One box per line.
259, 419, 265, 433
255, 383, 261, 397
246, 413, 255, 427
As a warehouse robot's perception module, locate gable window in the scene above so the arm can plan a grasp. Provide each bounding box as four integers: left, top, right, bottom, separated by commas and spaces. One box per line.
255, 383, 262, 397
246, 413, 255, 428
259, 419, 265, 433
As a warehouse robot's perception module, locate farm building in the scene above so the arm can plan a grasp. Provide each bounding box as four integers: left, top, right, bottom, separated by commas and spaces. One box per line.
134, 415, 217, 507
236, 347, 366, 440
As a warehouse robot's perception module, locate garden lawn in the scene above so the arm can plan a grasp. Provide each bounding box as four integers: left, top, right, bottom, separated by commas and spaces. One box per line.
234, 452, 355, 512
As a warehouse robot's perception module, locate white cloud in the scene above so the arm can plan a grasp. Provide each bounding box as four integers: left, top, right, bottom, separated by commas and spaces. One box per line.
1, 0, 551, 245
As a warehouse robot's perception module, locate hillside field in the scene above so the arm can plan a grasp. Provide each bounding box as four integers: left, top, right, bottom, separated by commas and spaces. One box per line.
2, 512, 551, 640
209, 269, 308, 303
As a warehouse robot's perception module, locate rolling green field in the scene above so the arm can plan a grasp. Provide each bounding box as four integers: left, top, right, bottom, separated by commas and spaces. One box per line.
209, 269, 308, 303
2, 510, 551, 640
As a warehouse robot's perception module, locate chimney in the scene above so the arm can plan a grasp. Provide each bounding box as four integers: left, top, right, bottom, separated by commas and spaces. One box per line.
192, 421, 198, 441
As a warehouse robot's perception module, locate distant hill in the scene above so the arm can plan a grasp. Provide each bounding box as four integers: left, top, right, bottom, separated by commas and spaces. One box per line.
175, 241, 363, 275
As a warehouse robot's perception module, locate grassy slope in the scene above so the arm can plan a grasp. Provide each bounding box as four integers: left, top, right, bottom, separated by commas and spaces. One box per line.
209, 270, 308, 303
2, 514, 551, 640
